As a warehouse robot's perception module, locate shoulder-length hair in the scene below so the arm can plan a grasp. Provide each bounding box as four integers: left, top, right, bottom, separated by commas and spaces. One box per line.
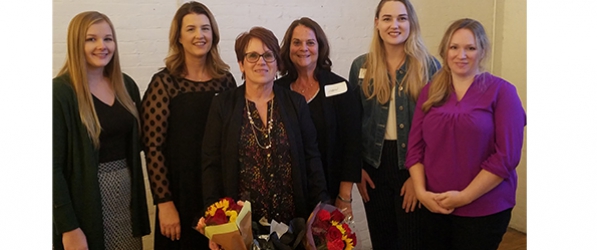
57, 11, 139, 148
422, 18, 490, 112
279, 17, 332, 81
362, 0, 435, 104
164, 1, 229, 78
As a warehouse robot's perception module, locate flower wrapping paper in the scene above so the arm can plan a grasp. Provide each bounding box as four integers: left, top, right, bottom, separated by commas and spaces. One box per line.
201, 198, 253, 250
304, 202, 357, 250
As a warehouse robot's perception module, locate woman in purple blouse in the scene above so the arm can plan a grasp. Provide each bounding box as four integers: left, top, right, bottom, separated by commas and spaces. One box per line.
405, 18, 526, 250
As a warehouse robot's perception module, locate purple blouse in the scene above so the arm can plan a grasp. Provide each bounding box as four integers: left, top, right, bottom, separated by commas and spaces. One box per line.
405, 72, 526, 217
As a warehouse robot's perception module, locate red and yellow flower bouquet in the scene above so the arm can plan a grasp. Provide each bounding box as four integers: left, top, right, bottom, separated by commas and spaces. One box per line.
304, 203, 357, 250
196, 197, 253, 250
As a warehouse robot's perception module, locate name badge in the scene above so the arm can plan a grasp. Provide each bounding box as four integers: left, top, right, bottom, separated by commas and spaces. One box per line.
324, 81, 348, 97
359, 68, 366, 79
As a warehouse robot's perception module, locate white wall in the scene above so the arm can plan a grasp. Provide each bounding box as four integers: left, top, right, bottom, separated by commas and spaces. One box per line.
53, 0, 376, 94
52, 0, 527, 248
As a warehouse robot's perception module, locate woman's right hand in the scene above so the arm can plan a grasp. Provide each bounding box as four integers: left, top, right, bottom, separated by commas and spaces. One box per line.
158, 201, 181, 241
357, 169, 375, 202
418, 191, 454, 214
62, 228, 88, 250
198, 217, 222, 250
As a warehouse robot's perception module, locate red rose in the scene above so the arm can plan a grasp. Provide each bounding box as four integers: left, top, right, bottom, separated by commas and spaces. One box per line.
326, 226, 343, 242
327, 238, 345, 250
206, 208, 228, 225
348, 232, 357, 246
341, 223, 351, 233
316, 209, 331, 223
224, 197, 243, 211
330, 209, 345, 222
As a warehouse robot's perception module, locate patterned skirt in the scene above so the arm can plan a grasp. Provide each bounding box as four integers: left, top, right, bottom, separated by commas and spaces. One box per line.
97, 159, 142, 250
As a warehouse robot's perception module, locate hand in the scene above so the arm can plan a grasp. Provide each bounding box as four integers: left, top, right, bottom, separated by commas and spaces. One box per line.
434, 190, 470, 210
197, 217, 221, 249
62, 228, 88, 250
418, 191, 454, 214
334, 198, 353, 220
158, 201, 181, 241
357, 169, 375, 202
209, 240, 221, 250
400, 177, 419, 213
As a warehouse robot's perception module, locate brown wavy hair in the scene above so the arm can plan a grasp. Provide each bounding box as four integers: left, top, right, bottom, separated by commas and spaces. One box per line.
164, 1, 229, 78
279, 17, 332, 81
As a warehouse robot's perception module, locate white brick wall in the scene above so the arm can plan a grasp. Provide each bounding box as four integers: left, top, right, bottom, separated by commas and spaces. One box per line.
52, 0, 376, 95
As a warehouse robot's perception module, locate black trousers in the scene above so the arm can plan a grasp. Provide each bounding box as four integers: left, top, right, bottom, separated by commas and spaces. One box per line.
363, 140, 423, 250
421, 207, 512, 250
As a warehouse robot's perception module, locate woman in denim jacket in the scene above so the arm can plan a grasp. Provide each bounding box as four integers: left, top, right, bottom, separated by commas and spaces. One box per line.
348, 0, 439, 248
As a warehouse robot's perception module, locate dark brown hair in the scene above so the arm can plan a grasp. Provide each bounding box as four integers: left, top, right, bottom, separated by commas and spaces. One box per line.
279, 17, 332, 80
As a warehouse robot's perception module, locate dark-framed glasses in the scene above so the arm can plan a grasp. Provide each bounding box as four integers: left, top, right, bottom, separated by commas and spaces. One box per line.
245, 51, 276, 63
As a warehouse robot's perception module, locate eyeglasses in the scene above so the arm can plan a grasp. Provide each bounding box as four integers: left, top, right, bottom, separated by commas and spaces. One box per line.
244, 51, 276, 63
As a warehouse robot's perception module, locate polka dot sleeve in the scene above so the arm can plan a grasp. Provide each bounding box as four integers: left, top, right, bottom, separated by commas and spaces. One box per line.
141, 72, 172, 204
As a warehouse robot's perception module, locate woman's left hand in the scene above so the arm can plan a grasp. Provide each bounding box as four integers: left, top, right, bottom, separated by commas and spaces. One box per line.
334, 198, 353, 220
434, 190, 470, 210
400, 177, 419, 213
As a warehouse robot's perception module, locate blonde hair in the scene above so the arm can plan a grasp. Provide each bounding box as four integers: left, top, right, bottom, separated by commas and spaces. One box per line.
164, 1, 229, 78
362, 0, 435, 104
57, 11, 139, 148
422, 18, 490, 112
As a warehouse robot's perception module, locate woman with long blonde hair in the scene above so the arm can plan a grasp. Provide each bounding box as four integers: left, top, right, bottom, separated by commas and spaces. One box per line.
53, 11, 150, 250
140, 1, 236, 249
348, 0, 439, 248
406, 18, 526, 250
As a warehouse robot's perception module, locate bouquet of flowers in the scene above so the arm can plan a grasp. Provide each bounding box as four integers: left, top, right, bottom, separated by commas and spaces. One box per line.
304, 203, 357, 250
195, 197, 253, 250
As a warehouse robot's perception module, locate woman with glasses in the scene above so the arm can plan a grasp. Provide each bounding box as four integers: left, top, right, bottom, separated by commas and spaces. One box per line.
140, 2, 236, 249
276, 17, 361, 219
201, 26, 328, 233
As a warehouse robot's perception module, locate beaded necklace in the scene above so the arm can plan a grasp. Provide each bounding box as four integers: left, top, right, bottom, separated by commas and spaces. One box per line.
245, 98, 274, 149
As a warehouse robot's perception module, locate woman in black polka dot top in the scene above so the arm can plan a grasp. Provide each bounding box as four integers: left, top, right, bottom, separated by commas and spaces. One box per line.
140, 2, 236, 249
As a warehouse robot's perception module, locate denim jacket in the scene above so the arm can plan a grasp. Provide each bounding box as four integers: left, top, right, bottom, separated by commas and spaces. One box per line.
348, 54, 440, 169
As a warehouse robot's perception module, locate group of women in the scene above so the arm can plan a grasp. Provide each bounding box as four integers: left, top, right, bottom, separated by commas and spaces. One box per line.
52, 0, 526, 249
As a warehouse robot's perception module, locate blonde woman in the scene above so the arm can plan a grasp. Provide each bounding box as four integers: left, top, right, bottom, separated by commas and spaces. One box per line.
406, 18, 526, 250
140, 1, 236, 249
348, 0, 439, 248
53, 11, 150, 250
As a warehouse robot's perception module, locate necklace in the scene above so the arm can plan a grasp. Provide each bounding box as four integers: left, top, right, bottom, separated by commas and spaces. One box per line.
245, 98, 274, 149
291, 81, 315, 94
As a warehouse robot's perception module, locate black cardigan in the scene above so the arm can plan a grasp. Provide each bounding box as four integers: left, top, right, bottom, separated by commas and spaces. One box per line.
201, 83, 329, 219
275, 70, 362, 199
53, 73, 150, 250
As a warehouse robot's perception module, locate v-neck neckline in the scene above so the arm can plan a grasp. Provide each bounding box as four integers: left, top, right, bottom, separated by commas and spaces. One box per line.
92, 94, 115, 107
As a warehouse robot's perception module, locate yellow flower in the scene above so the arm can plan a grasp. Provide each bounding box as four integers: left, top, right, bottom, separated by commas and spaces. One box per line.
343, 237, 354, 250
335, 224, 346, 235
206, 205, 217, 217
226, 210, 238, 223
214, 198, 230, 210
